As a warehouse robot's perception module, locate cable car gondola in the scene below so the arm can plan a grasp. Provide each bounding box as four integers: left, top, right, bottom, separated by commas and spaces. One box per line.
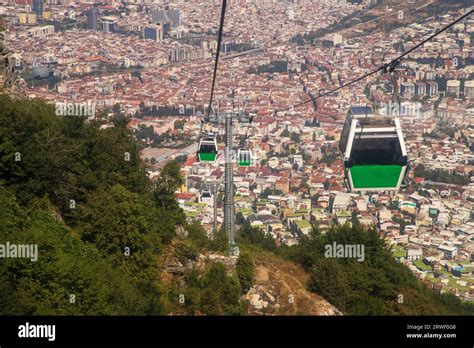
237, 149, 252, 167
200, 187, 213, 203
197, 134, 218, 163
340, 106, 408, 192
201, 188, 212, 199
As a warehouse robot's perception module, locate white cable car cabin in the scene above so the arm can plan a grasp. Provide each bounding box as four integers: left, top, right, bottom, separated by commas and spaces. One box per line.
200, 188, 213, 203
197, 135, 218, 162
339, 106, 408, 192
237, 149, 252, 167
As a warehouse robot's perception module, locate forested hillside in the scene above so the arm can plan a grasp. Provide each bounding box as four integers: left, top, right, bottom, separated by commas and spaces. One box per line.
237, 222, 474, 315
0, 94, 242, 315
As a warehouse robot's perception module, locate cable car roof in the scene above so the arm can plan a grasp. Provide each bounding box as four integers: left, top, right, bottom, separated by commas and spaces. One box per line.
355, 116, 399, 127
349, 106, 374, 117
200, 136, 217, 143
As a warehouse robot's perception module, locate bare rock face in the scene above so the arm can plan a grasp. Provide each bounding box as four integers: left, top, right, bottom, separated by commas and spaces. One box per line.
243, 261, 342, 316
243, 285, 278, 312
175, 225, 188, 238
0, 30, 21, 93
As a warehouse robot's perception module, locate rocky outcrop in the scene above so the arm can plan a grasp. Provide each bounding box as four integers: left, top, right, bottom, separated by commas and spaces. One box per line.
0, 27, 22, 95
243, 260, 342, 316
164, 252, 237, 276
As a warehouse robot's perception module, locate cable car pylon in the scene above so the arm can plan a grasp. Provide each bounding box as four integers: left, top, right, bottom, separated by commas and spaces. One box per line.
224, 105, 236, 253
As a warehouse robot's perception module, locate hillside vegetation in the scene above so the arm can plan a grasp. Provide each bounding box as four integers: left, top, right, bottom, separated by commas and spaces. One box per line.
238, 223, 474, 315
0, 95, 243, 315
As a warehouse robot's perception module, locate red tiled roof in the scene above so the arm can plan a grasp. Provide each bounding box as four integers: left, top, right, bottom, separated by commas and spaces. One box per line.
414, 177, 425, 184
175, 193, 194, 200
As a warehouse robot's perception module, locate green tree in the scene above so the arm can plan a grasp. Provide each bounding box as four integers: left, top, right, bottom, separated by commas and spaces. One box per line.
186, 221, 209, 249
155, 161, 184, 196
154, 160, 185, 224
237, 224, 276, 251
200, 263, 244, 315
174, 241, 199, 266
113, 103, 121, 113
0, 188, 166, 315
181, 263, 244, 315
209, 230, 229, 253
236, 253, 254, 293
287, 223, 474, 315
308, 258, 351, 311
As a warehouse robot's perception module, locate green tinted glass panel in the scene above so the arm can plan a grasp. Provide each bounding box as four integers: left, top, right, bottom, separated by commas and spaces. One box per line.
350, 165, 402, 189
198, 153, 217, 162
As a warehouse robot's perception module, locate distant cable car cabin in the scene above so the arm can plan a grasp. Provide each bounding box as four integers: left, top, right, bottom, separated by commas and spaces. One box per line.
340, 106, 408, 192
237, 149, 252, 167
200, 188, 213, 203
197, 134, 218, 162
